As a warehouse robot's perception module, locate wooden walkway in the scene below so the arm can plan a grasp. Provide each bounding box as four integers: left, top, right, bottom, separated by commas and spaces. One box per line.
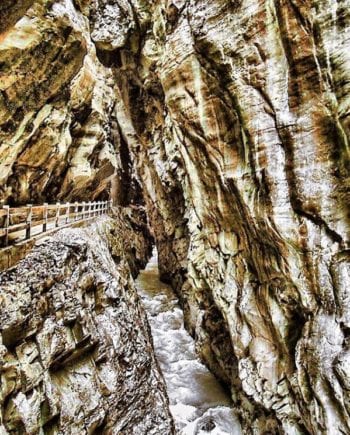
0, 200, 112, 247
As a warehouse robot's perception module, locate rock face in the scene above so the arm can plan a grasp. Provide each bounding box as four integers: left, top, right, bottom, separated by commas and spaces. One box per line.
104, 1, 350, 433
1, 1, 350, 434
0, 210, 174, 434
0, 0, 140, 205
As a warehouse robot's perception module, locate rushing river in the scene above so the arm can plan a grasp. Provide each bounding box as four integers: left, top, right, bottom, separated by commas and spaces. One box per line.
135, 253, 242, 435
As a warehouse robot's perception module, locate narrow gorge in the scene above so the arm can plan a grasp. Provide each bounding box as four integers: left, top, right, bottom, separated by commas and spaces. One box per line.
0, 1, 349, 434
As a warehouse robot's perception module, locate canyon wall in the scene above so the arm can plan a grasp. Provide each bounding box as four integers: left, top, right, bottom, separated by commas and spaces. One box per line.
107, 1, 350, 433
0, 0, 349, 434
0, 210, 174, 433
0, 0, 141, 205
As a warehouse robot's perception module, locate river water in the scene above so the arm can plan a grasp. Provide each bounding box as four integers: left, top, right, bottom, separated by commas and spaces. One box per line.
135, 253, 242, 434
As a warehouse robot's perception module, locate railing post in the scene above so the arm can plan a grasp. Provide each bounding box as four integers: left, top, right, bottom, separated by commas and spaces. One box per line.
82, 201, 86, 220
55, 202, 60, 227
0, 199, 117, 249
43, 203, 48, 232
26, 204, 32, 240
3, 205, 10, 247
65, 202, 70, 224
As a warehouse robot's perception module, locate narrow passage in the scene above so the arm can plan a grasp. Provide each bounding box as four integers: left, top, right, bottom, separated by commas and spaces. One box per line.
135, 252, 242, 434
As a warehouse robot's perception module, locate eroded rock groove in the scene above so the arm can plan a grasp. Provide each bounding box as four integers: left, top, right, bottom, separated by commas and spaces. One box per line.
0, 0, 349, 434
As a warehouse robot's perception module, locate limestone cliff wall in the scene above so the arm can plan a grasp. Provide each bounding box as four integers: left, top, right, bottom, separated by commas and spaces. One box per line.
103, 1, 350, 433
0, 210, 174, 434
0, 0, 141, 205
0, 1, 349, 434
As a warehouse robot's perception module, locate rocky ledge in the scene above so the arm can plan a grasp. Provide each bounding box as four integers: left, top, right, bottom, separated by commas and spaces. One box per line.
0, 209, 174, 434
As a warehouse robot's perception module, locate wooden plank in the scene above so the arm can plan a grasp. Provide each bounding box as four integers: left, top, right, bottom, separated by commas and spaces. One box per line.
9, 210, 27, 219
3, 205, 9, 247
31, 205, 45, 212
7, 222, 28, 232
82, 201, 86, 220
9, 206, 28, 214
55, 203, 60, 227
43, 203, 48, 232
26, 204, 32, 239
65, 202, 70, 224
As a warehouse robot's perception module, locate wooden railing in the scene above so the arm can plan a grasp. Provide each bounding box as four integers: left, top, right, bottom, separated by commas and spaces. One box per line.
0, 200, 113, 247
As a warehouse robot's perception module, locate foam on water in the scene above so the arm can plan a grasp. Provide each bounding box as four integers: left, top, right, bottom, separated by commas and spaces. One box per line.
135, 252, 242, 434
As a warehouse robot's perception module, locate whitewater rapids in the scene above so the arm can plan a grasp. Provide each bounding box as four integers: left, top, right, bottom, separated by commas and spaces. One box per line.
135, 252, 242, 435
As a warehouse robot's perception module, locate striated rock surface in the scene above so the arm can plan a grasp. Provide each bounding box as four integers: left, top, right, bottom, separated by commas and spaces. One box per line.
0, 211, 174, 434
103, 1, 350, 433
0, 0, 141, 205
1, 0, 350, 434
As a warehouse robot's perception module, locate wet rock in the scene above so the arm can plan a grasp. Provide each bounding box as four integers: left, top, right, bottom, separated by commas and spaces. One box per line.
135, 253, 242, 434
0, 213, 174, 434
1, 0, 349, 434
102, 1, 350, 433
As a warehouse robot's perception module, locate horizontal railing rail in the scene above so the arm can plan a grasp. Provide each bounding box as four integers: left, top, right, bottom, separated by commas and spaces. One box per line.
0, 200, 113, 247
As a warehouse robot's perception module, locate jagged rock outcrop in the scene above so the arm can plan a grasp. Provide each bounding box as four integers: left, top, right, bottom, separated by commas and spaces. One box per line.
0, 0, 141, 205
1, 0, 349, 434
99, 1, 350, 433
0, 210, 174, 434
